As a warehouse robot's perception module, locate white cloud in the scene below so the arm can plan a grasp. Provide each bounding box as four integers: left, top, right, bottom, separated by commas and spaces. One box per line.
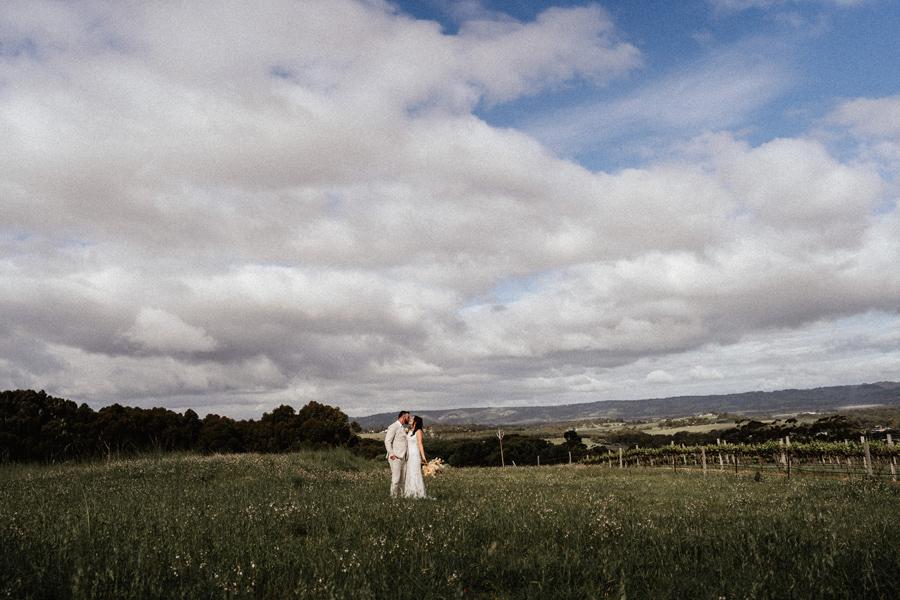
456, 5, 641, 105
646, 370, 676, 383
124, 308, 219, 353
828, 94, 900, 170
0, 1, 897, 417
690, 365, 725, 380
695, 134, 883, 241
829, 94, 900, 138
522, 38, 792, 158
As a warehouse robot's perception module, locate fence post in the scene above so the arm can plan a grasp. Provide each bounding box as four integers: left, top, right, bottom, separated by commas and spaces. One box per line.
888, 434, 896, 482
497, 429, 505, 467
779, 439, 787, 475
619, 447, 624, 469
785, 436, 792, 479
718, 450, 724, 472
701, 446, 707, 476
568, 451, 572, 465
861, 435, 873, 478
669, 442, 675, 472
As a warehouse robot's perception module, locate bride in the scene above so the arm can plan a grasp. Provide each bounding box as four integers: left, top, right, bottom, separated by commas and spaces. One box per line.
403, 415, 428, 499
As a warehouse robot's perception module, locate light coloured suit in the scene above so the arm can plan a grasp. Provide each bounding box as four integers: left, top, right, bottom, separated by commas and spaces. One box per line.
384, 420, 408, 497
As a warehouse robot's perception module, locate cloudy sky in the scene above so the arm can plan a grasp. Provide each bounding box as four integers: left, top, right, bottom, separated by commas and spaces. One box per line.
2, 0, 899, 418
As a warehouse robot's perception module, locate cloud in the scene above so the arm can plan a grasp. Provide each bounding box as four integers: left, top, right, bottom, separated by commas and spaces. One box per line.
827, 94, 900, 180
690, 365, 725, 380
521, 38, 792, 159
0, 2, 897, 417
709, 0, 865, 12
456, 5, 641, 105
829, 94, 900, 139
646, 370, 676, 383
124, 308, 218, 353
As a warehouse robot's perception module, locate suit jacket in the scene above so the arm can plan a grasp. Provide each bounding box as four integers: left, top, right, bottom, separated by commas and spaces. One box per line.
384, 420, 408, 461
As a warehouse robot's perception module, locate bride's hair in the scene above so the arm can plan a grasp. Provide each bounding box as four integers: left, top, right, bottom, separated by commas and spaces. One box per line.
411, 415, 424, 434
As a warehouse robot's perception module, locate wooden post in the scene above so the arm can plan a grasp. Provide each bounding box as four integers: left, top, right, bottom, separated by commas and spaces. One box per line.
888, 434, 896, 482
619, 447, 624, 469
537, 454, 540, 467
718, 451, 724, 472
568, 451, 572, 465
701, 446, 707, 475
608, 452, 612, 468
785, 436, 792, 479
497, 429, 505, 467
861, 435, 873, 478
779, 439, 787, 475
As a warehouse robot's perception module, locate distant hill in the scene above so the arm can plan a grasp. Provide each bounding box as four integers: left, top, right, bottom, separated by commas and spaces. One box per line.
354, 382, 900, 429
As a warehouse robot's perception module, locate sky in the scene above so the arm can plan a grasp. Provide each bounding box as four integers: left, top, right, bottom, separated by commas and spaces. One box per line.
1, 0, 899, 418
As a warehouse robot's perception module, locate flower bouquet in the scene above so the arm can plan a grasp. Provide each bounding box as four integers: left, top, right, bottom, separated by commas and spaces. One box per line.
422, 457, 446, 477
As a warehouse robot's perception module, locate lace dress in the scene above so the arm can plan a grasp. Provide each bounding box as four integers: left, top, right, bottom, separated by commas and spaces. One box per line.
403, 432, 427, 499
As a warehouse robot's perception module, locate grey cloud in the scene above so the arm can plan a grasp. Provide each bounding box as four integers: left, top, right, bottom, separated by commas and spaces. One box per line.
0, 1, 898, 416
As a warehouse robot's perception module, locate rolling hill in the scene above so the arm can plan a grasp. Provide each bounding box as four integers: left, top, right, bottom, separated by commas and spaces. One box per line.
353, 381, 900, 429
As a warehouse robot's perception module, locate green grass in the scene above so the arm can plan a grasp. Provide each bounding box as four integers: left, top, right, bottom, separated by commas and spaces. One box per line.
2, 452, 898, 599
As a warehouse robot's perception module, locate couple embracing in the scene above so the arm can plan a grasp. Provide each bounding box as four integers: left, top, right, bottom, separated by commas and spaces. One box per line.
384, 411, 428, 499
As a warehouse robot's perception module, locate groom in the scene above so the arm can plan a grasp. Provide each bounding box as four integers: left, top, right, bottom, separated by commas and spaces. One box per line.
384, 410, 410, 497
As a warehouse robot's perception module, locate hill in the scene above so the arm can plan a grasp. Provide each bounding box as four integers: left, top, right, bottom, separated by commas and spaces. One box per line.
354, 381, 900, 429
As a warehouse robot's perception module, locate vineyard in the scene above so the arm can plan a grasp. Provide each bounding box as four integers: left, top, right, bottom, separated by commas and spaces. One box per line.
585, 435, 899, 480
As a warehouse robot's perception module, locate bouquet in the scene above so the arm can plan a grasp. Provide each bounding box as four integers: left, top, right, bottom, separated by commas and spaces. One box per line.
422, 457, 446, 477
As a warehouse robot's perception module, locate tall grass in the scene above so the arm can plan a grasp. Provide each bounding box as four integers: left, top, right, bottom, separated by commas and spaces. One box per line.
1, 452, 897, 598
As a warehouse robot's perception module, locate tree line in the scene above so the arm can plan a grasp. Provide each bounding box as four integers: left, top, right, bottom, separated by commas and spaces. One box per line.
0, 389, 361, 463
4, 388, 893, 467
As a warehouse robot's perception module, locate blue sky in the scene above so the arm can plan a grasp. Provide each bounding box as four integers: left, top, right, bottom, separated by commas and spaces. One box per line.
1, 0, 899, 416
401, 0, 900, 170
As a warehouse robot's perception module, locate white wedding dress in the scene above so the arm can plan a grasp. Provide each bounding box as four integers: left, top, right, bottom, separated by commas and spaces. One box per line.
403, 432, 427, 499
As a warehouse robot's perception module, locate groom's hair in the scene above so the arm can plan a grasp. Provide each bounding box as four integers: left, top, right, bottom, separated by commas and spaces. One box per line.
397, 410, 410, 419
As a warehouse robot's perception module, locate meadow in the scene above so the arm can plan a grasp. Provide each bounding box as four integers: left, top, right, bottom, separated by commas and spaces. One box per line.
1, 451, 898, 599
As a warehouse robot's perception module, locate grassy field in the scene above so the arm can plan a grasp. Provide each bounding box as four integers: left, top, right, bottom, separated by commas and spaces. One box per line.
2, 452, 898, 599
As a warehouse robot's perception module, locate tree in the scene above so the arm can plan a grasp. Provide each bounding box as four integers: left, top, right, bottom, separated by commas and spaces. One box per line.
0, 389, 361, 462
296, 401, 354, 446
563, 429, 585, 448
